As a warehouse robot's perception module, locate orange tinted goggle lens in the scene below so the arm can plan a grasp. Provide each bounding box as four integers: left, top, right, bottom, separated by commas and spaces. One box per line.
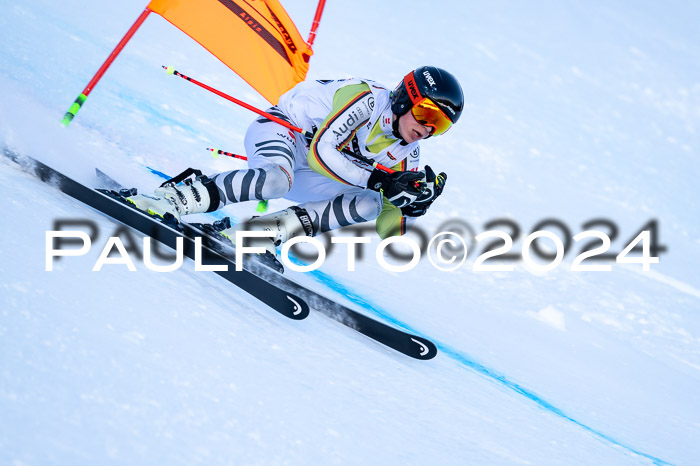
410, 98, 453, 136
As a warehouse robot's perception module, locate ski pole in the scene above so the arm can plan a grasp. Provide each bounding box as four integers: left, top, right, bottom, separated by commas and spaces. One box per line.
206, 144, 420, 207
163, 66, 313, 139
207, 148, 247, 161
210, 142, 422, 193
162, 66, 400, 175
210, 144, 395, 177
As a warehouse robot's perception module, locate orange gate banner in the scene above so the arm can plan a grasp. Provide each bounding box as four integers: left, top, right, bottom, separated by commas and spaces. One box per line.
148, 0, 313, 104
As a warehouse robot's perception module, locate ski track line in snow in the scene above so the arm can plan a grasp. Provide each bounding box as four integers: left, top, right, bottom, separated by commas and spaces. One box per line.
296, 260, 672, 466
145, 167, 672, 465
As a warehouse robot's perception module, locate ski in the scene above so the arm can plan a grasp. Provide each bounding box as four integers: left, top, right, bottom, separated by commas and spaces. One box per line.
3, 149, 309, 320
3, 148, 438, 359
170, 219, 438, 360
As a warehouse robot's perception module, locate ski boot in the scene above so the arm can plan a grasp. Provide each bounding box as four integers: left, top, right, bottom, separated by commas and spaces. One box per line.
126, 168, 220, 222
220, 206, 315, 273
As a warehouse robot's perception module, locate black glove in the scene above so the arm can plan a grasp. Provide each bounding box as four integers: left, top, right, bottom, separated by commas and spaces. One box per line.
400, 165, 446, 217
367, 168, 425, 208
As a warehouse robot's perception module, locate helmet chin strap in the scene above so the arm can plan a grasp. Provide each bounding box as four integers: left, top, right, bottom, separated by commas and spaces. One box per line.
392, 116, 409, 145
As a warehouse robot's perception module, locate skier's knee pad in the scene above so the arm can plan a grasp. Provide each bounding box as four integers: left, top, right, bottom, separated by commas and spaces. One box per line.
260, 164, 294, 199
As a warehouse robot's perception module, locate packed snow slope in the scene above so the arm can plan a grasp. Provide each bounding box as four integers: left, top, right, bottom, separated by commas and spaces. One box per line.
1, 0, 699, 464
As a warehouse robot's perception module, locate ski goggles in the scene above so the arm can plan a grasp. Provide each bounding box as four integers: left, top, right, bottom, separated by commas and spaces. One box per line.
403, 72, 454, 136
410, 98, 453, 136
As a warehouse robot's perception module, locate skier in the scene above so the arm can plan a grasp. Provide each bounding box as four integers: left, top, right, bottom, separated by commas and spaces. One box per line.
127, 66, 464, 268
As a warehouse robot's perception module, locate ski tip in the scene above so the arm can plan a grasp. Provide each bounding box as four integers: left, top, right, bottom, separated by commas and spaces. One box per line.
285, 294, 309, 320
408, 336, 438, 360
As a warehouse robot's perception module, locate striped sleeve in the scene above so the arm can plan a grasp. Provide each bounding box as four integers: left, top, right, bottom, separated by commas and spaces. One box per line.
307, 83, 374, 186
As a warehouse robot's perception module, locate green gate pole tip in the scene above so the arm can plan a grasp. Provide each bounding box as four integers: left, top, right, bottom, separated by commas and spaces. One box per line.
256, 200, 269, 213
61, 93, 88, 127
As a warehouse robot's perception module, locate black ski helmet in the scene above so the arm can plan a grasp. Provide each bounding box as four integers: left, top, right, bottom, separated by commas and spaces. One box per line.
390, 66, 464, 126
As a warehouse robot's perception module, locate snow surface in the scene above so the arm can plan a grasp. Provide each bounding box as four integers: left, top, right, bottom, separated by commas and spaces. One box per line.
2, 0, 699, 464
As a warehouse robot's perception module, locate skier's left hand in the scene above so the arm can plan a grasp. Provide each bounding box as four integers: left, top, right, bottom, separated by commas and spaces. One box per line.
400, 165, 446, 217
367, 168, 425, 208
